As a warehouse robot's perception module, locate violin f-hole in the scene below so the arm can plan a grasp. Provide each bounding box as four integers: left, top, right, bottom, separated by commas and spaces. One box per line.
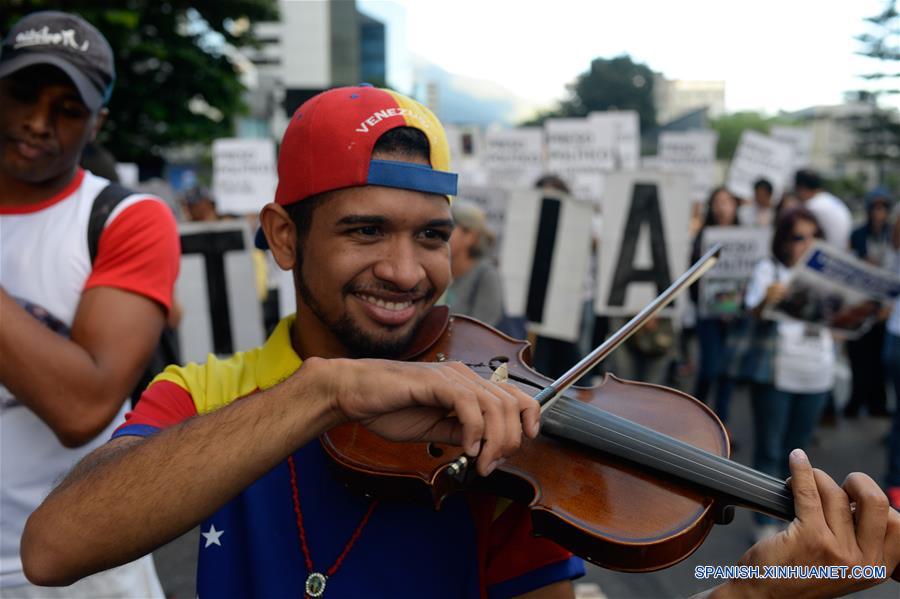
426, 443, 444, 458
489, 356, 509, 370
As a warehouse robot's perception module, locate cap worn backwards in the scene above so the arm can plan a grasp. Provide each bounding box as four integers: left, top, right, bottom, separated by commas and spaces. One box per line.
0, 11, 115, 111
255, 85, 459, 249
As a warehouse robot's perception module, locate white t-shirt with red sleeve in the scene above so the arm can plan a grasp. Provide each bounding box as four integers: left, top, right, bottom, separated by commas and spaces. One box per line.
0, 168, 179, 592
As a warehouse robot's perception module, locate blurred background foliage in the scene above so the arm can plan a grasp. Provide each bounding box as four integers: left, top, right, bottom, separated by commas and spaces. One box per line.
2, 0, 278, 169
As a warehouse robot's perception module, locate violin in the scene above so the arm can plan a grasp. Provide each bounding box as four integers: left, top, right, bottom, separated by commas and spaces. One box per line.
321, 247, 897, 576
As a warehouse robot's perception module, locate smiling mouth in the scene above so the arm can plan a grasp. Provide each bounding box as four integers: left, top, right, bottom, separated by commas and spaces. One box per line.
356, 294, 414, 311
351, 291, 426, 327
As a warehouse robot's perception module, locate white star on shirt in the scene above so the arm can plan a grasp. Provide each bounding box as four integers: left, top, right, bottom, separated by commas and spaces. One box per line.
202, 524, 225, 548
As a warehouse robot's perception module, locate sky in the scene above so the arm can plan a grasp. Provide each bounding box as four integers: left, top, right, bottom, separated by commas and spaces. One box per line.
358, 0, 896, 121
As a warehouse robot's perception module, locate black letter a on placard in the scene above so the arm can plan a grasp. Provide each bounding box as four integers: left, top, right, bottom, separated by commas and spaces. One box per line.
607, 183, 671, 306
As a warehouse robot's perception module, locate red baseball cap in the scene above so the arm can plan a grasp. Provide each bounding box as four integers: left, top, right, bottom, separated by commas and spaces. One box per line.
257, 84, 457, 249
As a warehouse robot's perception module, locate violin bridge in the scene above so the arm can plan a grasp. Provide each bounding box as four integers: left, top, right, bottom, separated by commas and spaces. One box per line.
491, 363, 509, 383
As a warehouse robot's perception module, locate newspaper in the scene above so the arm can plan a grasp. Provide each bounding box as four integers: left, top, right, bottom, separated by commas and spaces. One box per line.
767, 242, 900, 338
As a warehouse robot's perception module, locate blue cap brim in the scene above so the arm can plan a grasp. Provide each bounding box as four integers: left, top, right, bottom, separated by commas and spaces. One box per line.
367, 159, 458, 196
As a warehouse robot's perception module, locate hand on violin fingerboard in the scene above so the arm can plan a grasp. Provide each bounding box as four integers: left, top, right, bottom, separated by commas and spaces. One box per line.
319, 358, 540, 477
708, 449, 899, 598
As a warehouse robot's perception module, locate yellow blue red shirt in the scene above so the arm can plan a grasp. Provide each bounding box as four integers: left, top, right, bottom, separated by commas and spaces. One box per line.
114, 316, 584, 598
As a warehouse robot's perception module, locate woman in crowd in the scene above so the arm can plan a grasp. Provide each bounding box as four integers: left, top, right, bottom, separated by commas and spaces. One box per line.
691, 187, 740, 422
744, 207, 833, 541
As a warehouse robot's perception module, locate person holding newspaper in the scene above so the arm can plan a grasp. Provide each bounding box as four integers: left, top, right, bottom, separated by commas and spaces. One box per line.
743, 207, 835, 543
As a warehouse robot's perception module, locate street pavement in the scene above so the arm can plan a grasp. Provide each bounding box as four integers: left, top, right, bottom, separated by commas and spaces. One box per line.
152, 384, 899, 598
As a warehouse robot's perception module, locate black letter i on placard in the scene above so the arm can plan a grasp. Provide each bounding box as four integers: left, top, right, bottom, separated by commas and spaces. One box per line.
526, 197, 561, 324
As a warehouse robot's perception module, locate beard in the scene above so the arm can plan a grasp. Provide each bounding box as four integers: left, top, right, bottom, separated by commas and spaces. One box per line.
295, 261, 433, 359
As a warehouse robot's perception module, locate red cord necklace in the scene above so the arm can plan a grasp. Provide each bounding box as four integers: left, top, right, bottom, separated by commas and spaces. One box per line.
287, 455, 378, 598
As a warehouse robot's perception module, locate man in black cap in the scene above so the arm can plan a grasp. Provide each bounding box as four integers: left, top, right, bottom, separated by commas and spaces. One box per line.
0, 11, 178, 597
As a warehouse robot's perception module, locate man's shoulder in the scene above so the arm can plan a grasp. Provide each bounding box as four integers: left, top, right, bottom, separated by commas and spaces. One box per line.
811, 191, 850, 212
151, 346, 266, 414
86, 173, 173, 220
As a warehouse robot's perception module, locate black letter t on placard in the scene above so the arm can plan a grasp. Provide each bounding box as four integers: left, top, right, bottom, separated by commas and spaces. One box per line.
180, 230, 245, 354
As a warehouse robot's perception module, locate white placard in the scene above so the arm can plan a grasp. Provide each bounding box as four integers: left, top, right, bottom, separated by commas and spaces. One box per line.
641, 155, 662, 170
446, 125, 489, 186
445, 125, 481, 164
771, 126, 814, 171
212, 138, 278, 214
545, 118, 615, 173
545, 118, 616, 204
499, 190, 593, 341
176, 220, 264, 363
567, 172, 606, 208
725, 130, 794, 201
589, 111, 640, 170
698, 226, 771, 317
595, 171, 692, 316
483, 128, 544, 190
659, 130, 719, 203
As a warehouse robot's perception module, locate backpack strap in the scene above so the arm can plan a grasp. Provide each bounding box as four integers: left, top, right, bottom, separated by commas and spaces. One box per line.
87, 183, 135, 264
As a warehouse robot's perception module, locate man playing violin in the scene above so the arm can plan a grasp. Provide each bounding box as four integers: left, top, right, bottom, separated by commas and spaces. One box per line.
21, 86, 900, 598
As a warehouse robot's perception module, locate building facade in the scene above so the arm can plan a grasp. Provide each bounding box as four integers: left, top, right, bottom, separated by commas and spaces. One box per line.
654, 76, 725, 125
238, 0, 386, 139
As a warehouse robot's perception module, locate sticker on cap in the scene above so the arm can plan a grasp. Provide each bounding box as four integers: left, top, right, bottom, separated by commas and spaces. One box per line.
14, 26, 90, 51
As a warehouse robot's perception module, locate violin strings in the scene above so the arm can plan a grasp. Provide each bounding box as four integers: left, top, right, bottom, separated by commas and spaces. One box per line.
550, 399, 794, 502
545, 399, 794, 513
552, 396, 789, 488
551, 407, 795, 509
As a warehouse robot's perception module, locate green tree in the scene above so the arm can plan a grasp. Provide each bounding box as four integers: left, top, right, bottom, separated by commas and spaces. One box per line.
523, 55, 657, 131
851, 0, 899, 183
856, 0, 899, 98
709, 112, 770, 161
2, 0, 278, 170
708, 112, 800, 161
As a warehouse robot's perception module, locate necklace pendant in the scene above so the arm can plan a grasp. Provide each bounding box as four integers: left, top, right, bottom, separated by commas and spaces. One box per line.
305, 572, 327, 597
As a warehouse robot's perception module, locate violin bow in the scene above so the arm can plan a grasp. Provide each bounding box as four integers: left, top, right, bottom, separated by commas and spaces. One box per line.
446, 243, 722, 479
